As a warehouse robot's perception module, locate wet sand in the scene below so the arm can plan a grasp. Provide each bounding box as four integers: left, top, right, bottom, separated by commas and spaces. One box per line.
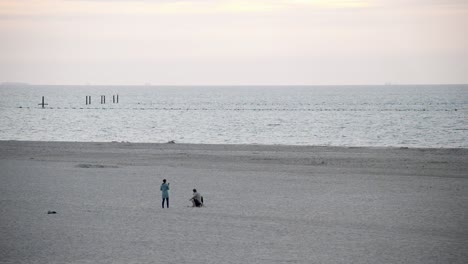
1, 141, 467, 263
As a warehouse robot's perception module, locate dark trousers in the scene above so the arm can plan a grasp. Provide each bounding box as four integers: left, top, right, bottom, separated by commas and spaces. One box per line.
162, 198, 169, 208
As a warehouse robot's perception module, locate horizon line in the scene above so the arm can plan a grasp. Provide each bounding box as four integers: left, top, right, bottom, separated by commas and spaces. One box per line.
2, 82, 468, 87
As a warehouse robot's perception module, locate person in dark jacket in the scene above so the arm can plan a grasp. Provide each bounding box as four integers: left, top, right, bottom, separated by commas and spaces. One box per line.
190, 189, 203, 207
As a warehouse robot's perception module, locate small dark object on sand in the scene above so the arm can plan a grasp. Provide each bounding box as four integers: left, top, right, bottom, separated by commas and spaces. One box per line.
47, 211, 57, 214
167, 140, 175, 144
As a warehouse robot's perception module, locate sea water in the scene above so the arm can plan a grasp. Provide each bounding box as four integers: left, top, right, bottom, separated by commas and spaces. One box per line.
0, 85, 466, 148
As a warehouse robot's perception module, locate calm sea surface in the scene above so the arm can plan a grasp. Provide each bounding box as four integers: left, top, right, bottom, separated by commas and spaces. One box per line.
0, 85, 466, 148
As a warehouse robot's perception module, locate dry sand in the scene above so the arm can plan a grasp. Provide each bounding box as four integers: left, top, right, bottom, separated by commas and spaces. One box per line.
1, 141, 467, 264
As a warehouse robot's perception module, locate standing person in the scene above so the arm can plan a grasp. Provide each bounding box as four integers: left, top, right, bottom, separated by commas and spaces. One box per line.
189, 189, 203, 207
160, 179, 170, 208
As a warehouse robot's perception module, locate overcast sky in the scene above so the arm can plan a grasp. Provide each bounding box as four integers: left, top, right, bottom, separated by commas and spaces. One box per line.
0, 0, 467, 85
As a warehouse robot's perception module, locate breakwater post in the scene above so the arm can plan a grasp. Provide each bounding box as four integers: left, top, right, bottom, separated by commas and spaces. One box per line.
100, 95, 106, 104
38, 96, 48, 108
112, 94, 119, 103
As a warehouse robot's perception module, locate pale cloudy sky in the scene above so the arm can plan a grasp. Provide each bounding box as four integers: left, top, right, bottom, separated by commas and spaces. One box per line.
0, 0, 467, 85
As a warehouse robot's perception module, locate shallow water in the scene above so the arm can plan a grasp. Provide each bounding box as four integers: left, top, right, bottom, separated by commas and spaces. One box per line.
0, 85, 466, 147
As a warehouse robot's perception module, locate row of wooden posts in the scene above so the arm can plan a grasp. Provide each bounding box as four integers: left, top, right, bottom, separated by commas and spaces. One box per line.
87, 95, 119, 105
38, 95, 119, 108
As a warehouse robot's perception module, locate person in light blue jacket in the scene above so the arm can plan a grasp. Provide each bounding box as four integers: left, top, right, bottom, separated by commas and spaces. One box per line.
160, 179, 170, 208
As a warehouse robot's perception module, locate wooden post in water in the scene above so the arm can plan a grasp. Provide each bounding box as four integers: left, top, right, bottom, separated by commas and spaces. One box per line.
38, 96, 48, 108
113, 95, 115, 103
89, 96, 91, 104
86, 96, 88, 105
117, 94, 119, 103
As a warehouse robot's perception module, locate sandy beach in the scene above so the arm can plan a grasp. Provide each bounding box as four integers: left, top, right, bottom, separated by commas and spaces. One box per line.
0, 141, 467, 264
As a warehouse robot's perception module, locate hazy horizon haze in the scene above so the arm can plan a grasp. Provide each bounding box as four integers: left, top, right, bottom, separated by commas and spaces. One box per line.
1, 0, 467, 85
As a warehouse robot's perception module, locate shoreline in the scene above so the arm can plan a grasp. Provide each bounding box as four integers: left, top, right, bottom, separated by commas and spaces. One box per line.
2, 139, 467, 150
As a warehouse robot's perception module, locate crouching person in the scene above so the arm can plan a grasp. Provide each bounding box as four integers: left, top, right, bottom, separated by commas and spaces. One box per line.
190, 189, 203, 207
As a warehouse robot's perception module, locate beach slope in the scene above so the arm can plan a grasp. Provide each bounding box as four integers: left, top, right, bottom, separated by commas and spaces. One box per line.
1, 141, 467, 263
